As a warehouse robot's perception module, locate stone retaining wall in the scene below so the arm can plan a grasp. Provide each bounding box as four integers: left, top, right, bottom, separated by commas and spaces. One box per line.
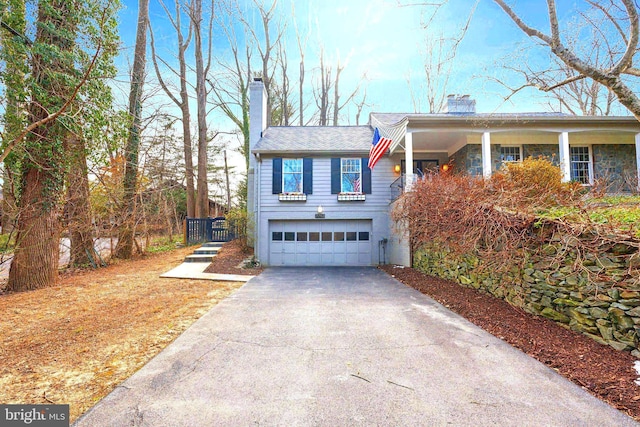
414, 239, 640, 356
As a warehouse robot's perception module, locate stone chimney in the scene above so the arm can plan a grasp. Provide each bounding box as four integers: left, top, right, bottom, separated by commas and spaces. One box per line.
443, 94, 476, 114
247, 78, 267, 248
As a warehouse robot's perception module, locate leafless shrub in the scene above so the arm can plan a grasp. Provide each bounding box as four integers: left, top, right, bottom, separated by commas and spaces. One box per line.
394, 158, 640, 280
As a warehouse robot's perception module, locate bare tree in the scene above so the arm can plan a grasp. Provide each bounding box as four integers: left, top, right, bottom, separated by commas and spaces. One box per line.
292, 2, 310, 126
149, 0, 196, 217
190, 0, 214, 218
238, 0, 285, 126
210, 0, 283, 172
406, 2, 475, 113
115, 0, 149, 259
489, 5, 621, 115
493, 0, 640, 120
314, 47, 332, 126
312, 48, 367, 126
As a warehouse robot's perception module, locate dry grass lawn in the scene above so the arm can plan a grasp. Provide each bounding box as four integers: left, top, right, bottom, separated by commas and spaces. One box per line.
0, 246, 244, 423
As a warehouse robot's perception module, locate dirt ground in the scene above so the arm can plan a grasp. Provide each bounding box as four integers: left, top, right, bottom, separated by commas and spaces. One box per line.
380, 264, 640, 421
0, 245, 247, 423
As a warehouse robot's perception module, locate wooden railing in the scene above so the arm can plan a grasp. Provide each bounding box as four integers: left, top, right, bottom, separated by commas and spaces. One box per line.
184, 217, 235, 245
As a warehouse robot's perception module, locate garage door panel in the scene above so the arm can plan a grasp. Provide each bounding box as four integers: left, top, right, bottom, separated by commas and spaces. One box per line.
269, 220, 372, 266
308, 252, 322, 265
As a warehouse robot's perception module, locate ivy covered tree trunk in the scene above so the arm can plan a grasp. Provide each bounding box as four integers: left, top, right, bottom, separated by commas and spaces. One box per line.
7, 0, 78, 291
115, 0, 149, 259
0, 0, 28, 235
66, 133, 94, 267
8, 169, 63, 291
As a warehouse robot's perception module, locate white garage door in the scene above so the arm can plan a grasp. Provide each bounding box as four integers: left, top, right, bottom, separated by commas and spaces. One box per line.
269, 220, 372, 266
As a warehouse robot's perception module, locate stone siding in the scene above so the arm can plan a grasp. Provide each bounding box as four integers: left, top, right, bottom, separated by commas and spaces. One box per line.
449, 145, 482, 177
450, 143, 636, 192
523, 144, 560, 164
593, 144, 637, 192
415, 240, 640, 356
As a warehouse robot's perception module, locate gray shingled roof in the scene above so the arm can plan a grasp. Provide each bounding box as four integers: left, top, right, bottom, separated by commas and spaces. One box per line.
253, 126, 373, 154
371, 112, 571, 124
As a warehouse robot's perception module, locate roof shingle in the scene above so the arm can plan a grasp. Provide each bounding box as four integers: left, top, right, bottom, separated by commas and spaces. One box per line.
253, 126, 373, 154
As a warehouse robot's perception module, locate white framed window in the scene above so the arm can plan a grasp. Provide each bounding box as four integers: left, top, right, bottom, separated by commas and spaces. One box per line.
570, 146, 592, 185
500, 145, 522, 163
341, 158, 362, 193
282, 158, 303, 193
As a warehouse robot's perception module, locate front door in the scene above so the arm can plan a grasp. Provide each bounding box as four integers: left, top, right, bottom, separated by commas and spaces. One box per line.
401, 159, 440, 177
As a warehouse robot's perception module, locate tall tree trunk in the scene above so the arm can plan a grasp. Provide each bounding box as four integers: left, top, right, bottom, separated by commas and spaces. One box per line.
7, 0, 76, 291
66, 133, 94, 267
193, 0, 209, 218
177, 14, 196, 218
0, 0, 28, 236
150, 0, 195, 217
224, 150, 231, 212
8, 169, 62, 291
115, 0, 149, 259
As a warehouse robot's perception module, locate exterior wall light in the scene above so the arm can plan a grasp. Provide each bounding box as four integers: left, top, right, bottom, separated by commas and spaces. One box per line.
315, 205, 325, 219
394, 164, 401, 173
442, 164, 451, 172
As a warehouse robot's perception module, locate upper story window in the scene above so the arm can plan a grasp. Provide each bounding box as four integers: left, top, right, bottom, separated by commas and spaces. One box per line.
272, 158, 312, 197
341, 158, 362, 193
570, 146, 592, 185
283, 158, 303, 193
500, 146, 522, 163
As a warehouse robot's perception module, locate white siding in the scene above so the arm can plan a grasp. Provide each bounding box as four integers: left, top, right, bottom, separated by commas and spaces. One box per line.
256, 155, 397, 266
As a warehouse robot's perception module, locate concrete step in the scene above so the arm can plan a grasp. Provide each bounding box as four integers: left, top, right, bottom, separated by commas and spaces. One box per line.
193, 248, 220, 255
200, 242, 224, 248
184, 254, 216, 263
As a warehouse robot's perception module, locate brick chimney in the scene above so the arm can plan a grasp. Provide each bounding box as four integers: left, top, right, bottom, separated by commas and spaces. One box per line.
443, 94, 476, 114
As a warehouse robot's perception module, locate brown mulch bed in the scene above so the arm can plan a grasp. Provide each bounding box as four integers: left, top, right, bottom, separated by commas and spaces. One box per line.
380, 264, 640, 421
203, 239, 264, 276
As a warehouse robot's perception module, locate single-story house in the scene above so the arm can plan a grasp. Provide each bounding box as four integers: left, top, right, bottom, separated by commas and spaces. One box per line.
247, 79, 640, 267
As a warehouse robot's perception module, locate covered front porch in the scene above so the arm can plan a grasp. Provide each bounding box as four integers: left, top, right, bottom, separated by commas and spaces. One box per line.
374, 113, 640, 194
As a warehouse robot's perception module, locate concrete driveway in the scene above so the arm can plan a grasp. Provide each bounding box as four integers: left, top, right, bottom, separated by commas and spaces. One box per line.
75, 267, 638, 426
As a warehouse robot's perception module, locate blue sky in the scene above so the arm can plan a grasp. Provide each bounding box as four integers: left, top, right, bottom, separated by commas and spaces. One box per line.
115, 0, 631, 121
111, 0, 633, 183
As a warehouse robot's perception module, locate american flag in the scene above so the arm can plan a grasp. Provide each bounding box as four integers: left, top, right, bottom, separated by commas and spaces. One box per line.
354, 177, 361, 193
368, 127, 392, 169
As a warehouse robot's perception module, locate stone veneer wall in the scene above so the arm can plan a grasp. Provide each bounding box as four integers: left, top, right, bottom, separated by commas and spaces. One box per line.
451, 144, 561, 176
414, 239, 640, 356
523, 144, 560, 164
593, 144, 637, 192
450, 143, 636, 192
449, 145, 480, 176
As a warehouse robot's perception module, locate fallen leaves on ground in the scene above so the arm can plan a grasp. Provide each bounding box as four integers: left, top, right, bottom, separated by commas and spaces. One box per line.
0, 245, 245, 423
203, 239, 263, 275
381, 264, 640, 421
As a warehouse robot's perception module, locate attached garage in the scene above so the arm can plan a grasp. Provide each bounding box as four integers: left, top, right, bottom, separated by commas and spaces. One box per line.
269, 220, 373, 266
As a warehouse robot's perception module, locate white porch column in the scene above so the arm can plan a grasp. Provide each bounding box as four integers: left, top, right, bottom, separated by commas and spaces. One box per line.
558, 131, 571, 182
405, 132, 414, 191
635, 133, 640, 191
481, 132, 492, 178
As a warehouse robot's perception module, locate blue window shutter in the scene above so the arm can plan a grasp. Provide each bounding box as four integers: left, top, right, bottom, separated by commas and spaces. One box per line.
362, 158, 372, 194
331, 158, 341, 194
272, 158, 282, 194
303, 158, 313, 194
